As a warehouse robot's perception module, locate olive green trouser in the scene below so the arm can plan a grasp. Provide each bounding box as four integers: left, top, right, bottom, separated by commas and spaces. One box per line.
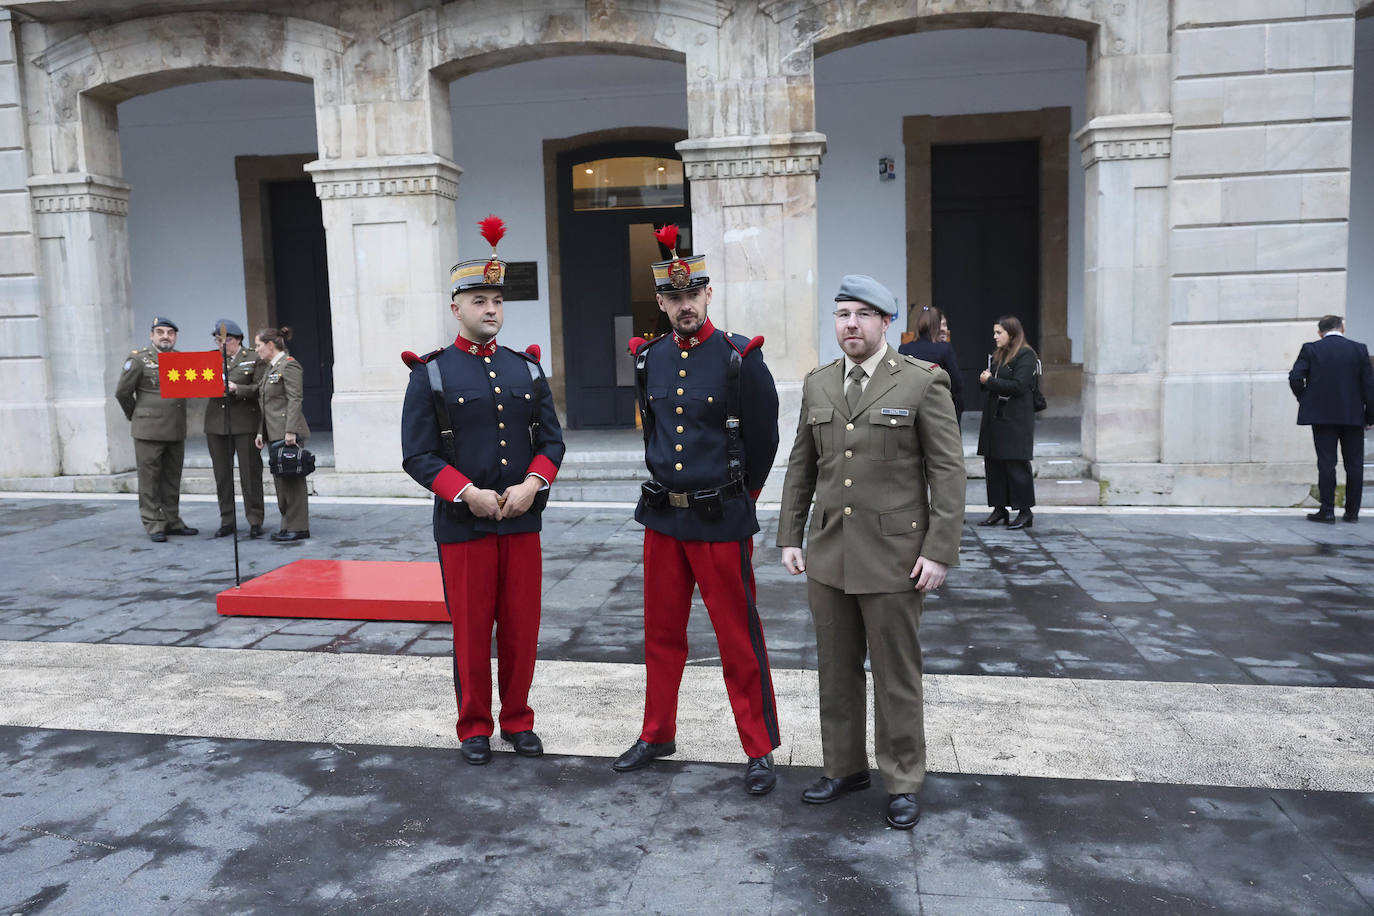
134, 438, 186, 535
206, 432, 265, 528
807, 579, 927, 795
272, 470, 310, 533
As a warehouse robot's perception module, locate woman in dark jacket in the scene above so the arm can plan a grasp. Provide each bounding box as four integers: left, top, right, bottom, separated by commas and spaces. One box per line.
976, 315, 1037, 530
899, 306, 963, 420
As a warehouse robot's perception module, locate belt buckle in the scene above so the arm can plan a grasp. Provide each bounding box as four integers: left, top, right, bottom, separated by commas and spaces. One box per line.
668, 492, 690, 509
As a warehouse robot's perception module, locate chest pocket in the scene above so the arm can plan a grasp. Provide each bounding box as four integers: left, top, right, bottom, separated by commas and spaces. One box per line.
451, 388, 486, 411
868, 408, 915, 460
807, 406, 834, 456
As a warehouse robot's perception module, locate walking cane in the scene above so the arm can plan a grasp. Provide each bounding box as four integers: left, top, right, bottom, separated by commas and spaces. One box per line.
218, 321, 242, 588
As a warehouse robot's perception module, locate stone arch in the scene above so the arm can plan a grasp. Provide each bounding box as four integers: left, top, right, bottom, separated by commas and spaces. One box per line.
380, 2, 711, 84
26, 12, 348, 176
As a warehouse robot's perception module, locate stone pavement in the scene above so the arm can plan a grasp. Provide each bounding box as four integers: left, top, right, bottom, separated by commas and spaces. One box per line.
1, 493, 1373, 914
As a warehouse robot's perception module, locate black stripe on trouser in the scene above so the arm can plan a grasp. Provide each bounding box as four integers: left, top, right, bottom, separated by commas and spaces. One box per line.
436, 544, 461, 710
739, 539, 781, 749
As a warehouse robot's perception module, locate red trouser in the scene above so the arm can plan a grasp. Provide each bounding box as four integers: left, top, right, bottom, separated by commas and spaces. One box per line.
640, 529, 781, 758
438, 533, 541, 740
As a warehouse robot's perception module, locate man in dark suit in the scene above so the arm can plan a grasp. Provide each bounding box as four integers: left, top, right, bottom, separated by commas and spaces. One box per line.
778, 274, 965, 829
1289, 315, 1374, 523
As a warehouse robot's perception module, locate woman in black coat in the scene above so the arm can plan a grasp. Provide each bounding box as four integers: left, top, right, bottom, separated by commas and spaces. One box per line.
898, 306, 963, 420
976, 315, 1037, 530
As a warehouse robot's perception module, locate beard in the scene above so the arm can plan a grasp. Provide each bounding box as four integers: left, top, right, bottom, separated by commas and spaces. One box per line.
154, 340, 175, 352
671, 313, 703, 337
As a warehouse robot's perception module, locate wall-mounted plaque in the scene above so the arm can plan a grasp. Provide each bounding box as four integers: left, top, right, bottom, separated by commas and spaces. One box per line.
504, 261, 539, 301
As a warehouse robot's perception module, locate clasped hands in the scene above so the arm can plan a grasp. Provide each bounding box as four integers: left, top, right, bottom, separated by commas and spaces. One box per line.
781, 547, 948, 592
462, 477, 542, 520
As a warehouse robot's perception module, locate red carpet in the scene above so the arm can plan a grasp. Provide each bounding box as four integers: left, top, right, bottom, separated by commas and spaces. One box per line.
217, 560, 449, 622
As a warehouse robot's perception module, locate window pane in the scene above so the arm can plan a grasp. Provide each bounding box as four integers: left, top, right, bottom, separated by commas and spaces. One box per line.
572, 157, 684, 211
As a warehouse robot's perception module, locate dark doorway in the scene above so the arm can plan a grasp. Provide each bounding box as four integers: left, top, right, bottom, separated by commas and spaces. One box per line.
931, 140, 1040, 399
557, 141, 690, 429
267, 179, 333, 430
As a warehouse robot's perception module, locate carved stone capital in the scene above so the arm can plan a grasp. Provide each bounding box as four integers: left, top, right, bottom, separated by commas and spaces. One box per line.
676, 133, 827, 181
1075, 114, 1173, 168
305, 155, 463, 201
28, 174, 132, 216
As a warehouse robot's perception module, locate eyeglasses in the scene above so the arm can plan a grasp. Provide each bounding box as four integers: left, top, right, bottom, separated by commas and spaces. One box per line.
833, 309, 884, 322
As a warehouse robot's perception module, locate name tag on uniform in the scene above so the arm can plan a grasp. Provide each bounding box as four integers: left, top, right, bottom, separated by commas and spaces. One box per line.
881, 408, 909, 416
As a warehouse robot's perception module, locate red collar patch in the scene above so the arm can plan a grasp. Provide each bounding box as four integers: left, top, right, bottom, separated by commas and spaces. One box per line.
454, 333, 497, 357
673, 318, 716, 350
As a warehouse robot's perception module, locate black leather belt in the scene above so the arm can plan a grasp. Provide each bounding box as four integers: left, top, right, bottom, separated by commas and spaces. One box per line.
643, 478, 747, 510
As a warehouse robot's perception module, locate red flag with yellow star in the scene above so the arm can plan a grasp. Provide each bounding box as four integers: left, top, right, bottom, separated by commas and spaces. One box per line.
157, 351, 224, 398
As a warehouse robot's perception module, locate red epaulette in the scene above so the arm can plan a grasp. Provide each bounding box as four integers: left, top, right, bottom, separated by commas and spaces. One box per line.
401, 347, 444, 369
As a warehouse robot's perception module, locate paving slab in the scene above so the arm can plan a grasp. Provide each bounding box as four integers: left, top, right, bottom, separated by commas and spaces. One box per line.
1, 727, 1371, 915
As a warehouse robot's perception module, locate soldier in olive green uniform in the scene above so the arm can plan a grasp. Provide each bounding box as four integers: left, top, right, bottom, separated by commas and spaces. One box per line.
253, 326, 311, 541
115, 316, 199, 543
204, 319, 266, 539
777, 275, 965, 831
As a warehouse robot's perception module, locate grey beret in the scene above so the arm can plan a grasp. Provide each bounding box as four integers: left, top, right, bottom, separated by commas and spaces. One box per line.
150, 316, 179, 332
834, 274, 898, 318
211, 318, 245, 339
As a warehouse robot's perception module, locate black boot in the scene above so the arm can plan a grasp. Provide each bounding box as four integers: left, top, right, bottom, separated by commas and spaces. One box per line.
977, 507, 1009, 527
1008, 509, 1034, 530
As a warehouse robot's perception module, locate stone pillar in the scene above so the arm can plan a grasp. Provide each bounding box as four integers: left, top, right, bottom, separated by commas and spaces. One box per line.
1076, 114, 1172, 466
1160, 3, 1355, 502
26, 173, 136, 475
0, 11, 59, 478
306, 154, 460, 474
681, 6, 825, 487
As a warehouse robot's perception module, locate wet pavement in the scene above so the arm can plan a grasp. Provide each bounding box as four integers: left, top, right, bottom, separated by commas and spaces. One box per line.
1, 493, 1373, 913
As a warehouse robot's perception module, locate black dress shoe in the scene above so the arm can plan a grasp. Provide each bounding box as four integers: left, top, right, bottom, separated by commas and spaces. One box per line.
977, 507, 1009, 527
886, 793, 920, 830
166, 525, 198, 536
149, 532, 168, 543
744, 754, 776, 796
248, 524, 265, 539
460, 736, 491, 766
612, 739, 676, 772
1008, 509, 1034, 530
1342, 513, 1359, 523
1307, 511, 1336, 524
271, 530, 310, 542
801, 771, 871, 804
500, 729, 544, 758
214, 524, 235, 538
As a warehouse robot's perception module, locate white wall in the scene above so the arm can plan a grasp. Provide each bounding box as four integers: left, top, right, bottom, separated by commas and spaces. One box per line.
814, 27, 1088, 364
1348, 16, 1374, 338
119, 79, 317, 343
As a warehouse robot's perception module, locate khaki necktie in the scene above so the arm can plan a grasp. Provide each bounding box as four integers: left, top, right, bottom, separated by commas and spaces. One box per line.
846, 364, 866, 415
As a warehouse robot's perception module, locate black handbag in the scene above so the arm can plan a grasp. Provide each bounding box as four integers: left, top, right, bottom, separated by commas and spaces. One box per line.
269, 440, 316, 477
1032, 360, 1048, 413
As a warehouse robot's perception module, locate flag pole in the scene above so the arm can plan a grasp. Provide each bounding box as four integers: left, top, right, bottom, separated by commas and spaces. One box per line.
218, 321, 241, 588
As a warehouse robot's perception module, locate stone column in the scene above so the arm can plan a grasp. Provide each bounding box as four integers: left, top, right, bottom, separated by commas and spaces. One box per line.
306, 154, 460, 474
26, 173, 136, 475
1076, 114, 1172, 467
681, 6, 825, 490
0, 10, 59, 478
1160, 3, 1355, 503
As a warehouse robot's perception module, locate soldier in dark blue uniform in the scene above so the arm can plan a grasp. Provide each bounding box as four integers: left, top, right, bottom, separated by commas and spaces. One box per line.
401, 216, 565, 766
613, 224, 783, 795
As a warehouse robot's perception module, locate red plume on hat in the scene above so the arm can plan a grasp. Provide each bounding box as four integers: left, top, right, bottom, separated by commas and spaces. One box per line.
478, 215, 506, 256
653, 224, 680, 260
